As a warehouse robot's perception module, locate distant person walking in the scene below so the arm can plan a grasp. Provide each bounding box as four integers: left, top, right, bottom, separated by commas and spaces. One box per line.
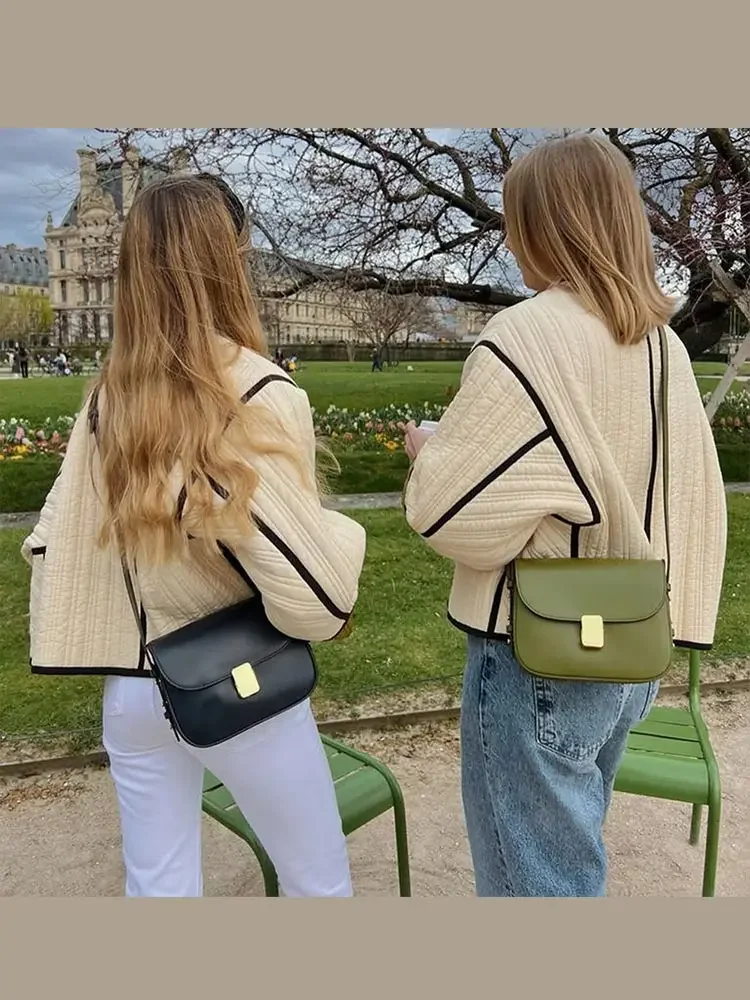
371, 348, 383, 372
18, 342, 29, 379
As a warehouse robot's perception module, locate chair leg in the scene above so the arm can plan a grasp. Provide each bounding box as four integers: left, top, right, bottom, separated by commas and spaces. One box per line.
689, 804, 703, 846
340, 744, 412, 897
392, 786, 412, 897
246, 833, 279, 897
702, 801, 721, 898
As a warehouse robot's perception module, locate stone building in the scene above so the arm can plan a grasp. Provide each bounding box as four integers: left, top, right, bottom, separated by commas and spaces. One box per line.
46, 145, 497, 347
45, 146, 184, 344
0, 244, 49, 296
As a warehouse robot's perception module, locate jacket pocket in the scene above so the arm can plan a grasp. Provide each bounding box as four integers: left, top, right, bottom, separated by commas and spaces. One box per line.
533, 676, 629, 762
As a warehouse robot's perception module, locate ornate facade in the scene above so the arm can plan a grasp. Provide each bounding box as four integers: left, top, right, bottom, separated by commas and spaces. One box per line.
0, 244, 49, 296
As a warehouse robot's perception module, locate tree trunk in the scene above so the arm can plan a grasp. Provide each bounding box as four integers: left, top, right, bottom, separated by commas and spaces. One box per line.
703, 264, 750, 421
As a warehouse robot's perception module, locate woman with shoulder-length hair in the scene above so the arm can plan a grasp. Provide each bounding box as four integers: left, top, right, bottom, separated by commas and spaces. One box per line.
404, 133, 727, 897
23, 173, 367, 897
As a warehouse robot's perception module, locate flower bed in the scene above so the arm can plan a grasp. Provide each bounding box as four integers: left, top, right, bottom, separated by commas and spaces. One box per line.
311, 402, 446, 452
1, 392, 748, 512
705, 391, 750, 444
0, 417, 74, 461
1, 404, 448, 462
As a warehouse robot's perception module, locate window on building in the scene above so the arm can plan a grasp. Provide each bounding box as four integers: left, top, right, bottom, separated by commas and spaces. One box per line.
59, 249, 66, 270
60, 280, 68, 303
94, 279, 102, 303
82, 280, 89, 304
81, 313, 89, 340
60, 313, 69, 341
93, 312, 101, 341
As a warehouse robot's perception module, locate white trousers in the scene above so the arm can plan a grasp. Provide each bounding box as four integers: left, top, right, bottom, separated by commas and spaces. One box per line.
102, 676, 352, 897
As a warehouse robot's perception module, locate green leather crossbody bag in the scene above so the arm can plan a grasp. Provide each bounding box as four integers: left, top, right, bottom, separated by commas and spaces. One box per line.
509, 326, 673, 684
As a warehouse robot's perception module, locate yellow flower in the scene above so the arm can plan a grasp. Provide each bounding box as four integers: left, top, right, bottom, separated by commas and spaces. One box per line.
9, 455, 23, 461
385, 440, 400, 452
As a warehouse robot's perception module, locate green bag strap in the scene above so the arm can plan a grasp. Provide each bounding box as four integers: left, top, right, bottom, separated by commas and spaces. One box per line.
657, 325, 670, 583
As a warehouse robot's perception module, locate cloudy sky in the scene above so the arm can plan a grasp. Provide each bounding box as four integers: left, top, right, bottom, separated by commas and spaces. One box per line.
0, 129, 103, 246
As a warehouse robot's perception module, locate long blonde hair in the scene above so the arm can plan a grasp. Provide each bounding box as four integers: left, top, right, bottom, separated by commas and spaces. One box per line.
502, 133, 675, 344
93, 173, 293, 563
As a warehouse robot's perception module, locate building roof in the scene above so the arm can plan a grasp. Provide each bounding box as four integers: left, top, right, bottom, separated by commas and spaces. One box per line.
0, 244, 49, 287
61, 156, 170, 227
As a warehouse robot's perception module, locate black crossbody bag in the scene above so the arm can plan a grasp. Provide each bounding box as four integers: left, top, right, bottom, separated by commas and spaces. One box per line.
118, 539, 318, 748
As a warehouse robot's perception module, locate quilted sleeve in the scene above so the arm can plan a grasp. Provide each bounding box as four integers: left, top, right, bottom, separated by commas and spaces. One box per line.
665, 338, 727, 648
404, 327, 597, 571
227, 384, 367, 643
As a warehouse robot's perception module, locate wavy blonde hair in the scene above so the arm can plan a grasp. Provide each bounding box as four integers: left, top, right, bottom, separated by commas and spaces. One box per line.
93, 173, 297, 564
503, 133, 675, 344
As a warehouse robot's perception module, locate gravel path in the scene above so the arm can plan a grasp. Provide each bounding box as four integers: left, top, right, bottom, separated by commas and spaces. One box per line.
1, 689, 748, 897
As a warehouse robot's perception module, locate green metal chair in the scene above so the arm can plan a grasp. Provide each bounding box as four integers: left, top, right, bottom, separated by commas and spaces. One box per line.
614, 649, 721, 896
202, 733, 411, 896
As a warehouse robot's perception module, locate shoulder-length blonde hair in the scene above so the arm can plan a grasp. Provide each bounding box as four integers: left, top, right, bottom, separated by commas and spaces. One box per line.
93, 172, 294, 564
502, 133, 675, 344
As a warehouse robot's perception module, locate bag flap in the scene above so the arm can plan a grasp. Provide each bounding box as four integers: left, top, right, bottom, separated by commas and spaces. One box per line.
514, 559, 667, 624
147, 599, 293, 691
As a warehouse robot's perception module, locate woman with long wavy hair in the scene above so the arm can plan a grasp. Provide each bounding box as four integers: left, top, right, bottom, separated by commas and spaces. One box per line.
404, 134, 726, 896
23, 173, 367, 897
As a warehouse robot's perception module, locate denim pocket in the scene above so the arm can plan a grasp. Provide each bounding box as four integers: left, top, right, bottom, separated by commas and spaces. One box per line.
533, 676, 628, 762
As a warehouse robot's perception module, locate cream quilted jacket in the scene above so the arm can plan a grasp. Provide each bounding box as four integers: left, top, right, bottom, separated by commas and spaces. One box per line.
23, 348, 367, 676
405, 287, 727, 649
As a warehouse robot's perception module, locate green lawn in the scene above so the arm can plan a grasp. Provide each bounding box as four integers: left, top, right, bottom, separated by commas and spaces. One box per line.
694, 361, 750, 377
0, 362, 465, 425
2, 360, 746, 429
1, 497, 748, 755
696, 377, 745, 398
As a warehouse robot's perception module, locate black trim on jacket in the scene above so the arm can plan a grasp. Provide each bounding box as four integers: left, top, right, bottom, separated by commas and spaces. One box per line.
422, 430, 551, 539
240, 373, 296, 404
474, 342, 602, 528
251, 514, 350, 621
204, 456, 351, 622
31, 663, 152, 677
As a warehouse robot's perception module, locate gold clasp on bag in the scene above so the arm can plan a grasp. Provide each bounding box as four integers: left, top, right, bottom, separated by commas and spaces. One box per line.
581, 615, 604, 650
232, 662, 260, 699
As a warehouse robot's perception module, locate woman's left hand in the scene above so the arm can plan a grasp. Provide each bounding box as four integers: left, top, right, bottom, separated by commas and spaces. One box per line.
404, 421, 433, 462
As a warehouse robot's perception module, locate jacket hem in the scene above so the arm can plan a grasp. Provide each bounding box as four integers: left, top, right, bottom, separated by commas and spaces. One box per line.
31, 664, 153, 677
446, 610, 511, 643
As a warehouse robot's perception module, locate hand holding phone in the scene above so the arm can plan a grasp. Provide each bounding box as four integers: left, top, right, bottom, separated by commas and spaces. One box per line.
404, 420, 436, 461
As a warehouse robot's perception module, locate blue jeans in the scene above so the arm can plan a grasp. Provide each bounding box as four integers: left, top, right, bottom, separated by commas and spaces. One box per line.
461, 636, 658, 897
